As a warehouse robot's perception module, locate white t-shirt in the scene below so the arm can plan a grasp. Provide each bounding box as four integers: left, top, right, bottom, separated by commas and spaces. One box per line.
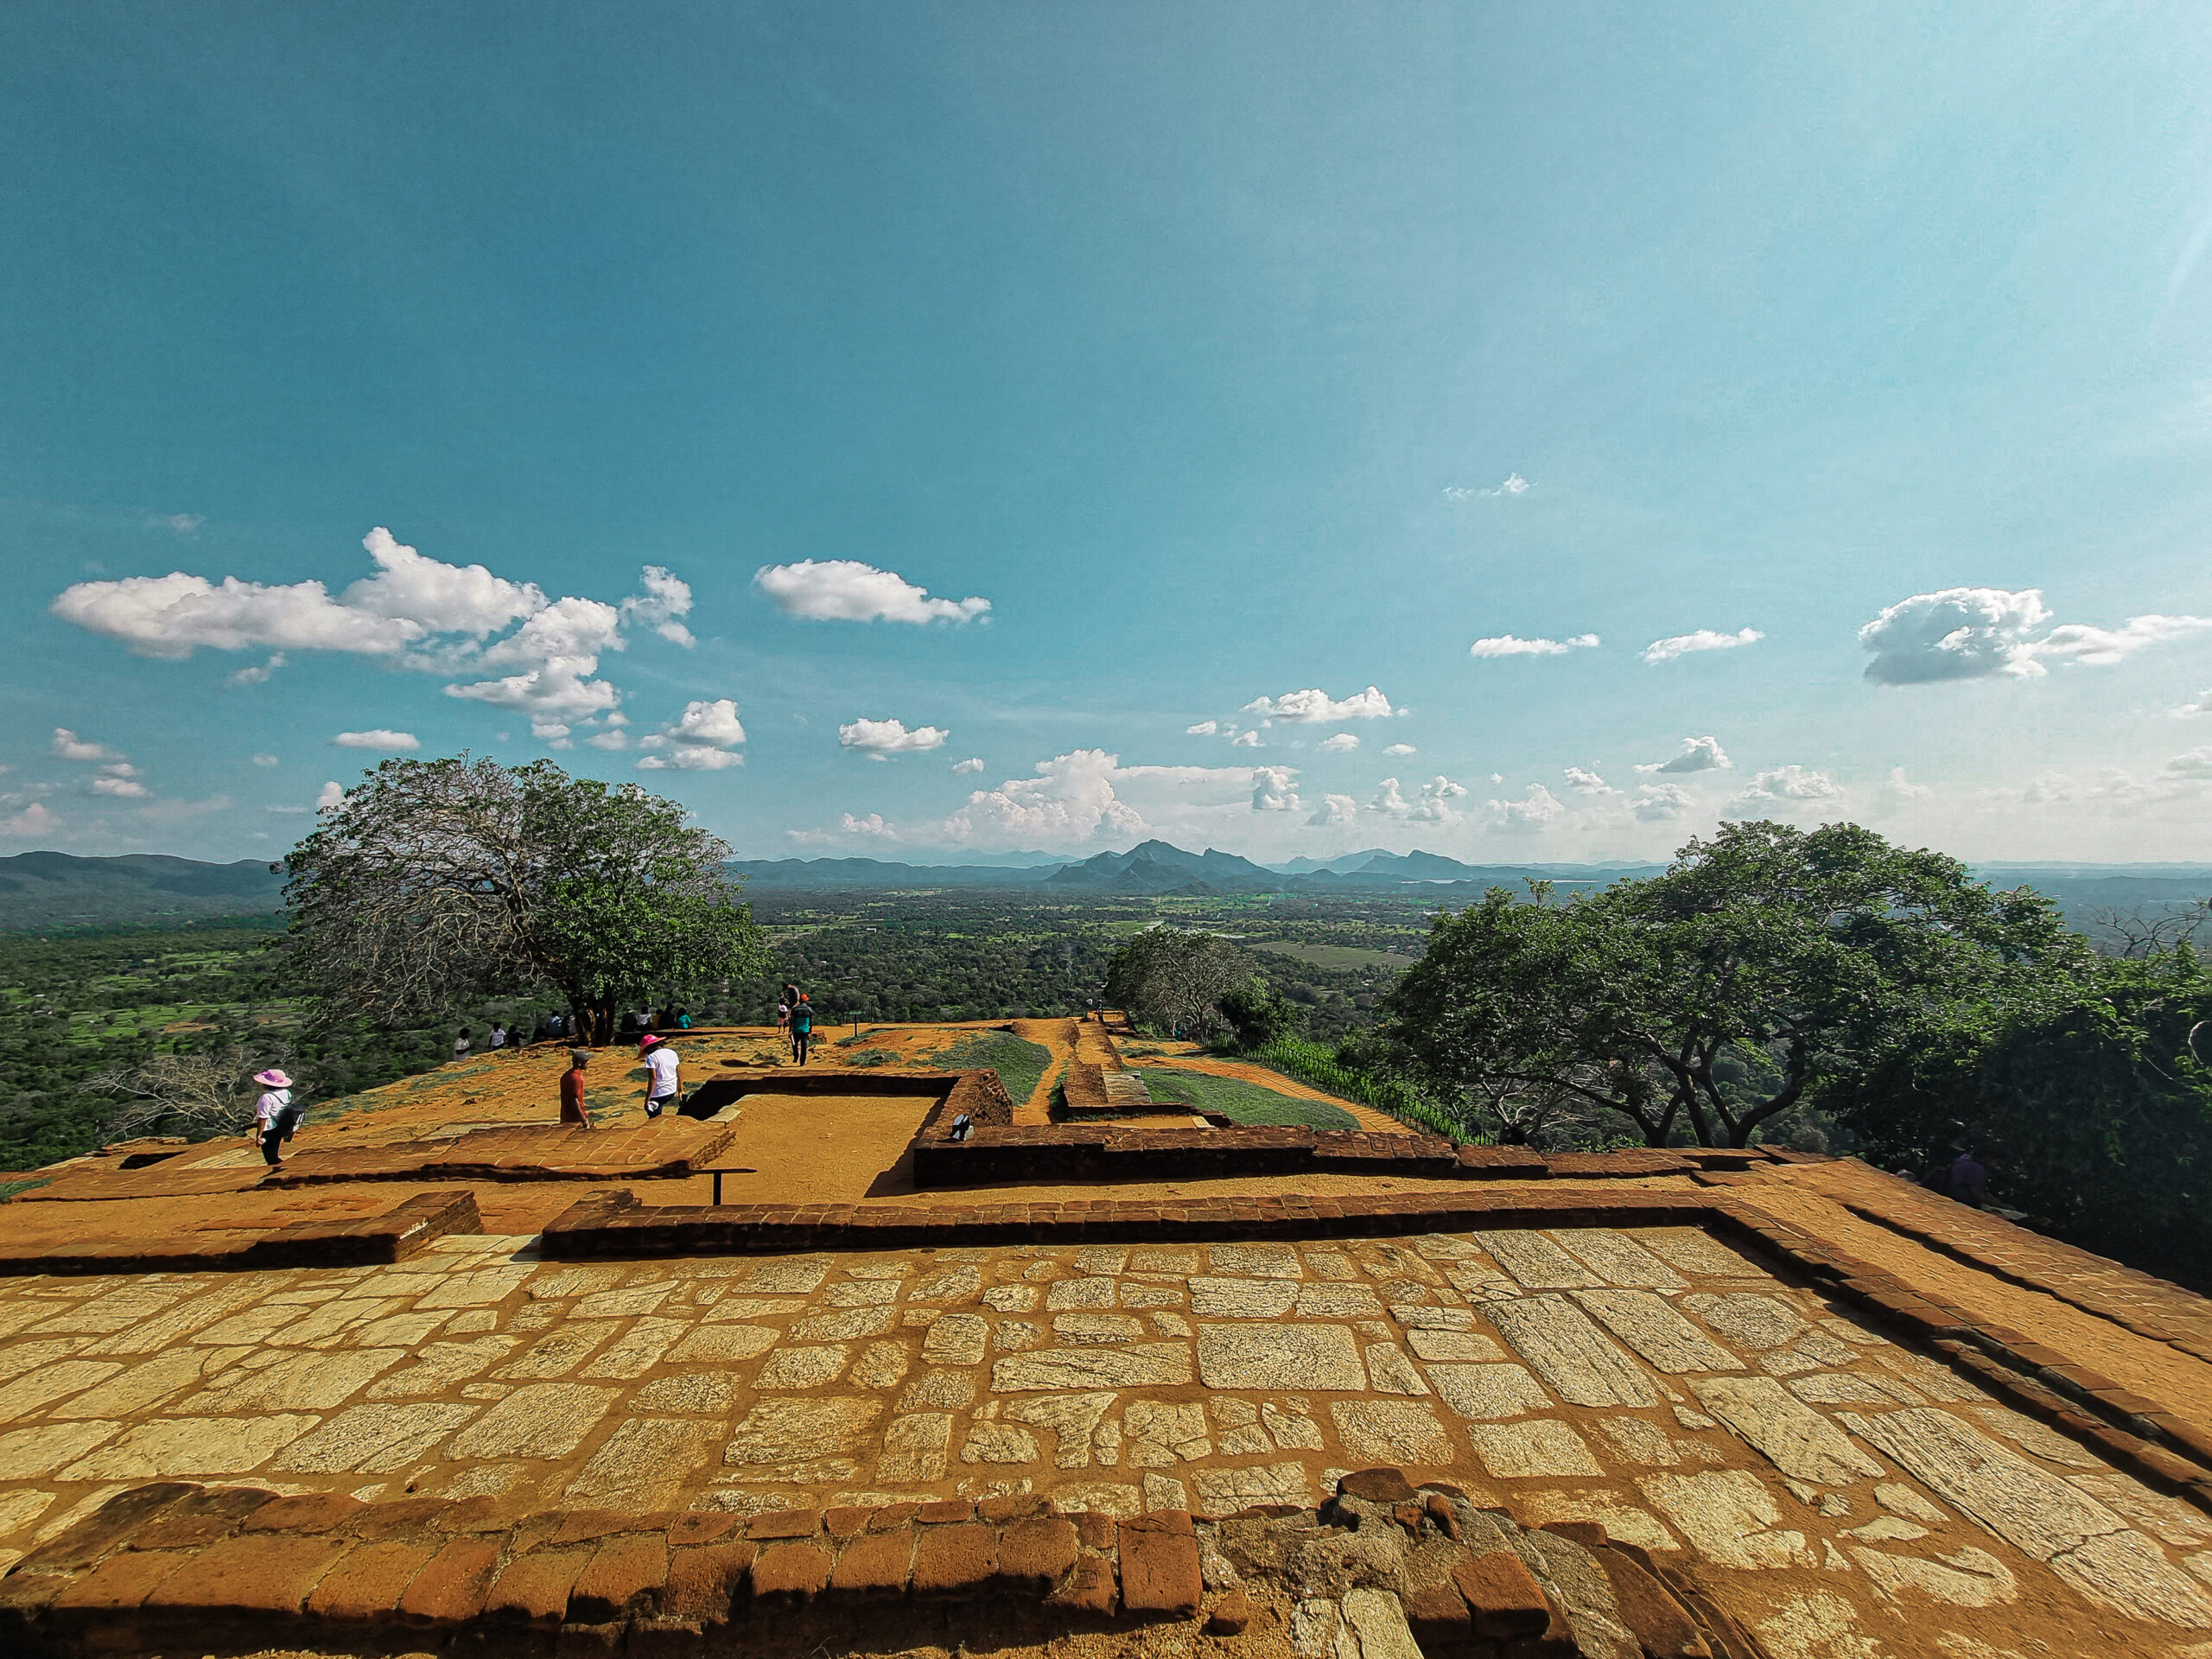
644, 1047, 680, 1099
256, 1089, 290, 1129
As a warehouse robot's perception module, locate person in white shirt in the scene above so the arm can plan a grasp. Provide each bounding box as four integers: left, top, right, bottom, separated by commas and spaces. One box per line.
639, 1033, 680, 1120
252, 1068, 296, 1168
489, 1024, 506, 1050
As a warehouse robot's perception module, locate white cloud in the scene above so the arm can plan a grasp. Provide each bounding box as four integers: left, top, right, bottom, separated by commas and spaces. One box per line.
1562, 766, 1618, 797
315, 782, 346, 810
838, 716, 950, 759
89, 773, 149, 798
945, 749, 1145, 846
1185, 720, 1219, 736
2171, 690, 2212, 719
446, 660, 621, 722
585, 729, 629, 750
0, 802, 60, 839
1858, 588, 2050, 683
1468, 633, 1599, 658
1445, 474, 1530, 499
1308, 792, 1358, 826
753, 558, 990, 624
952, 757, 985, 774
152, 512, 203, 536
1632, 783, 1692, 822
1635, 735, 1732, 775
1231, 729, 1262, 747
620, 565, 696, 647
2164, 747, 2212, 780
1640, 626, 1763, 664
1251, 766, 1302, 812
2037, 613, 2212, 666
1319, 733, 1360, 754
1371, 774, 1470, 824
1383, 742, 1416, 757
1369, 778, 1409, 815
53, 569, 420, 659
1885, 767, 1933, 799
52, 728, 123, 763
333, 730, 420, 752
1242, 685, 1401, 722
1729, 766, 1845, 815
251, 753, 280, 767
636, 699, 747, 770
226, 653, 285, 687
840, 812, 895, 837
348, 526, 546, 639
1486, 783, 1562, 830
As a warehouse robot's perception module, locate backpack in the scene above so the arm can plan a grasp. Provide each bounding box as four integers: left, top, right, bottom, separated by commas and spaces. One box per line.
793, 1006, 812, 1034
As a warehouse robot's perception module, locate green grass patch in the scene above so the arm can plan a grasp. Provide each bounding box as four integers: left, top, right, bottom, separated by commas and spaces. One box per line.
928, 1031, 1053, 1103
0, 1178, 50, 1202
1253, 941, 1416, 971
1251, 1038, 1481, 1142
1137, 1068, 1357, 1130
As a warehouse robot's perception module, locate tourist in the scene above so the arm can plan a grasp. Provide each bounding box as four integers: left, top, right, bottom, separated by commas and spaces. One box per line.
657, 1002, 676, 1031
545, 1010, 565, 1041
1948, 1145, 1988, 1209
776, 993, 791, 1037
676, 1008, 693, 1030
489, 1023, 507, 1051
618, 1009, 639, 1039
791, 993, 814, 1065
454, 1027, 471, 1061
252, 1068, 296, 1168
560, 1048, 593, 1128
640, 1032, 681, 1118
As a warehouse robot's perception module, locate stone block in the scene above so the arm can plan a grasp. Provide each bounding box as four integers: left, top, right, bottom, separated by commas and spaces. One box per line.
1592, 1546, 1707, 1659
395, 1536, 504, 1624
912, 1521, 997, 1594
663, 1541, 753, 1624
998, 1516, 1078, 1588
667, 1513, 742, 1548
1402, 1581, 1470, 1643
129, 1485, 278, 1551
1118, 1513, 1201, 1614
306, 1539, 438, 1623
144, 1532, 348, 1614
979, 1492, 1055, 1523
1044, 1553, 1117, 1617
867, 1503, 921, 1531
1338, 1467, 1417, 1503
48, 1549, 191, 1611
17, 1482, 199, 1572
1207, 1588, 1255, 1635
918, 1499, 974, 1523
569, 1534, 668, 1623
1072, 1510, 1117, 1551
823, 1505, 873, 1539
829, 1527, 914, 1596
749, 1541, 831, 1601
745, 1509, 820, 1541
1452, 1552, 1550, 1639
552, 1509, 636, 1546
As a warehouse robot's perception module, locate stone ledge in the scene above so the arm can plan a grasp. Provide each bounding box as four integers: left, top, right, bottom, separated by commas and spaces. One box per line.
0, 1190, 480, 1277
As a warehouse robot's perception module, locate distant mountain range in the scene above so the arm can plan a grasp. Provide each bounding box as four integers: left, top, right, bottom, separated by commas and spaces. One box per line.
4, 845, 2209, 930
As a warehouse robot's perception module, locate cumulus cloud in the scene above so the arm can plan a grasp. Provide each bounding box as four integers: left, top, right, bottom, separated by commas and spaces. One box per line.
952, 757, 985, 774
2164, 747, 2212, 780
333, 730, 419, 752
1468, 634, 1599, 658
1383, 742, 1416, 758
226, 653, 285, 687
838, 717, 950, 759
1242, 685, 1401, 722
1, 802, 60, 839
753, 559, 989, 624
1319, 733, 1360, 754
1728, 766, 1844, 815
1231, 730, 1262, 748
1369, 778, 1409, 815
52, 569, 416, 658
1445, 474, 1530, 499
1632, 783, 1692, 822
1885, 767, 1933, 799
52, 728, 123, 763
1251, 766, 1302, 812
1308, 792, 1358, 826
2171, 690, 2212, 719
1370, 775, 1470, 824
1854, 588, 2208, 685
620, 566, 696, 648
840, 812, 895, 837
637, 699, 747, 770
349, 527, 545, 638
1562, 766, 1618, 797
1185, 720, 1219, 736
1636, 735, 1732, 775
1486, 784, 1563, 830
1641, 626, 1762, 664
945, 749, 1144, 845
89, 772, 149, 798
445, 660, 622, 724
315, 782, 346, 810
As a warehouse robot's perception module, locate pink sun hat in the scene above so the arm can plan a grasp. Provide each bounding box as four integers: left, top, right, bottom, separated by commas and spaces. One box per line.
639, 1033, 664, 1052
253, 1069, 292, 1088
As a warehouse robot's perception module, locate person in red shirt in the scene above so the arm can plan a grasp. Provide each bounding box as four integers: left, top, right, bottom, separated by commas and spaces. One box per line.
560, 1048, 593, 1128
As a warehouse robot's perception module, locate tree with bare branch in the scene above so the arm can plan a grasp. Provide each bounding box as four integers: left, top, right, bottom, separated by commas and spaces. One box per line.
280, 757, 766, 1043
90, 1044, 279, 1145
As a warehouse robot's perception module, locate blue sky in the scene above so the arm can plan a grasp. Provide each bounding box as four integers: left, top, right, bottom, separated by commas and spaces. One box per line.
7, 3, 2212, 863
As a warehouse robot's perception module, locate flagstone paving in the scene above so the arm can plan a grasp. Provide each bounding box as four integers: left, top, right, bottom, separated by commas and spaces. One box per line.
3, 1223, 2212, 1651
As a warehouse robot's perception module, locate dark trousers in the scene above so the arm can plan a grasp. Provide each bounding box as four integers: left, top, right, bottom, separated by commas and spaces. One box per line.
261, 1128, 285, 1166
793, 1030, 811, 1064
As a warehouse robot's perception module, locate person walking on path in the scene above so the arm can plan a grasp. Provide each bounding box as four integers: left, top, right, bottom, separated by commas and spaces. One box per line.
1948, 1145, 1988, 1209
252, 1068, 297, 1168
489, 1023, 507, 1051
640, 1032, 682, 1118
560, 1048, 594, 1128
790, 994, 814, 1065
454, 1028, 472, 1061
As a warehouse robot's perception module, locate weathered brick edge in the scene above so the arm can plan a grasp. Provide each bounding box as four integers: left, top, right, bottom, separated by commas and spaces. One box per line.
0, 1471, 1744, 1659
0, 1191, 480, 1279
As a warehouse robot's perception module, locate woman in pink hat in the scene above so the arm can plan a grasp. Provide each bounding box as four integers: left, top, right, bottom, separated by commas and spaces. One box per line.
252, 1068, 298, 1168
639, 1032, 681, 1120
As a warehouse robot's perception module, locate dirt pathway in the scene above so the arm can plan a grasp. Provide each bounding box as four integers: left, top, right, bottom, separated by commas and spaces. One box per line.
1121, 1052, 1412, 1135
1007, 1017, 1079, 1126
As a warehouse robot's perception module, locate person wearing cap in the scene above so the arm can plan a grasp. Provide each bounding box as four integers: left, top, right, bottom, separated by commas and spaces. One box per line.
790, 993, 814, 1065
639, 1032, 681, 1119
252, 1068, 296, 1168
560, 1049, 594, 1129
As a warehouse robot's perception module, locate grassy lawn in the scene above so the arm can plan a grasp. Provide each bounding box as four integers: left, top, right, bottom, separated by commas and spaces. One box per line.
1137, 1068, 1357, 1130
926, 1031, 1054, 1104
1253, 941, 1416, 971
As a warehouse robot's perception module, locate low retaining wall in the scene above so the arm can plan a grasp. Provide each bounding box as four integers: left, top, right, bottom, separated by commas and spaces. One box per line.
0, 1191, 480, 1277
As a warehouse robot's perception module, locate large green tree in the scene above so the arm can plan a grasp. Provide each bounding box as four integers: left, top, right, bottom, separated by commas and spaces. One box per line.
1104, 927, 1256, 1039
1381, 820, 2082, 1147
282, 756, 766, 1042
